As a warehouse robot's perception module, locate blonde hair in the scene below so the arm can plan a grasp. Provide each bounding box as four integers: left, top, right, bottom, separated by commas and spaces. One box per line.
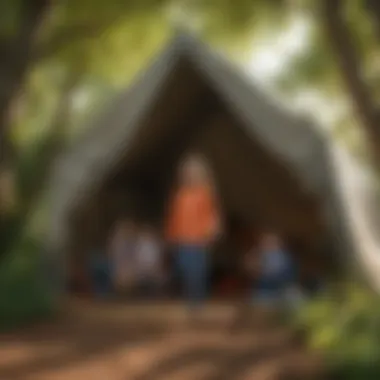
180, 152, 221, 209
179, 153, 213, 184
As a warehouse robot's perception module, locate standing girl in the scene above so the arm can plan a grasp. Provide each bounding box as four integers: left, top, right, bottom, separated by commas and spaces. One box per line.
165, 154, 222, 322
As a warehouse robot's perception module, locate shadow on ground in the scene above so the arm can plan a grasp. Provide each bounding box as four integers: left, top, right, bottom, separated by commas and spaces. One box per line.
0, 299, 325, 380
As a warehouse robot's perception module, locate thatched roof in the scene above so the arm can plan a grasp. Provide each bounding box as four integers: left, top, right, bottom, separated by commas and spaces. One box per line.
45, 31, 380, 290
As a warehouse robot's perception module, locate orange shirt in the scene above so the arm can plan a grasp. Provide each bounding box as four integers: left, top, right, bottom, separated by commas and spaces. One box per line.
165, 184, 219, 245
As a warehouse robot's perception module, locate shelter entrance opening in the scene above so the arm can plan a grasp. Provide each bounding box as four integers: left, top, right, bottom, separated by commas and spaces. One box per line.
64, 57, 335, 299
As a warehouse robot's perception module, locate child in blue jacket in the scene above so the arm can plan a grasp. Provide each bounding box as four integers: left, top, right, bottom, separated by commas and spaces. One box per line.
255, 233, 301, 308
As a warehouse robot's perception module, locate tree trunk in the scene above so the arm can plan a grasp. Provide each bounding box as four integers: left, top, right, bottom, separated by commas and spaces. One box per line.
35, 71, 82, 302
0, 70, 81, 261
0, 0, 50, 170
22, 70, 81, 217
322, 0, 380, 166
364, 0, 380, 42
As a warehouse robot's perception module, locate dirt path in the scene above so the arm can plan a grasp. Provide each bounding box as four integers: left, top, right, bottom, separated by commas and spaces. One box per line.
0, 299, 325, 380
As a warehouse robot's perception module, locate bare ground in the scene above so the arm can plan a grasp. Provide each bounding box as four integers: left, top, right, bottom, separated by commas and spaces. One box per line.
0, 299, 326, 380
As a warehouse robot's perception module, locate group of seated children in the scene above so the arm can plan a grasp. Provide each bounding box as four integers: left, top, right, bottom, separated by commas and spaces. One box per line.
90, 219, 165, 299
90, 219, 307, 309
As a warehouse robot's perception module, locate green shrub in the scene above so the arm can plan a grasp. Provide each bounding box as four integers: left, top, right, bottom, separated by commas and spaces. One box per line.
0, 131, 63, 331
0, 233, 54, 331
295, 285, 380, 379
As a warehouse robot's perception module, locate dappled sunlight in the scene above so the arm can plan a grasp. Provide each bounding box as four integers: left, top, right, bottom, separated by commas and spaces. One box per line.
248, 17, 311, 82
2, 1, 380, 379
0, 301, 324, 380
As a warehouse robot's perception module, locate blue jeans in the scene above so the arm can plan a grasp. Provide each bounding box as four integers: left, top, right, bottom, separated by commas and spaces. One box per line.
176, 245, 209, 310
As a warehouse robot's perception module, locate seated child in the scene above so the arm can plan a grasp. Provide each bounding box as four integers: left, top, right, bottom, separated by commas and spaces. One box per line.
90, 248, 111, 298
135, 225, 164, 299
255, 233, 302, 309
230, 237, 262, 329
109, 219, 137, 296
